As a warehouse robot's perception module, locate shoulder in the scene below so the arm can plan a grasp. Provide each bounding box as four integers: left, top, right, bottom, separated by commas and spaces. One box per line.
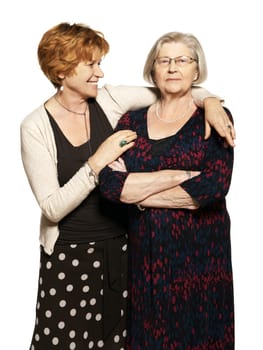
20, 104, 48, 130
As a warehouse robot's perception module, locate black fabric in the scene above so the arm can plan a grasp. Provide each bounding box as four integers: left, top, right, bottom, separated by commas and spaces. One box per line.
47, 99, 128, 243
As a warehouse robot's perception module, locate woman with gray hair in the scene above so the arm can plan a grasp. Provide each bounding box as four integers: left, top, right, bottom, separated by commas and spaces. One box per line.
100, 31, 234, 349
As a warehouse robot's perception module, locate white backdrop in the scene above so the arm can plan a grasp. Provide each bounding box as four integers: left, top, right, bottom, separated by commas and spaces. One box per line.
1, 1, 262, 349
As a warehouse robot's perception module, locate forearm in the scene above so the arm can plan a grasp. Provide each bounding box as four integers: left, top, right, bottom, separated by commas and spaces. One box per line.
120, 169, 191, 204
191, 86, 223, 107
138, 186, 199, 210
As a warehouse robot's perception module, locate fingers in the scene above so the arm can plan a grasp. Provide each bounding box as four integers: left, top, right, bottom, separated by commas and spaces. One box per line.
114, 130, 137, 148
204, 120, 212, 140
220, 122, 236, 147
108, 158, 127, 172
208, 121, 236, 147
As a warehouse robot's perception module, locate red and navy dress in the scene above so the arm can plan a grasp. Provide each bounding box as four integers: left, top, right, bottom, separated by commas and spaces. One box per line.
100, 106, 234, 350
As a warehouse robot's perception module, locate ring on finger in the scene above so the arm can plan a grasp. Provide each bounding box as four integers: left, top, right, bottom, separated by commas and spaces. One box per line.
119, 139, 128, 147
226, 124, 232, 130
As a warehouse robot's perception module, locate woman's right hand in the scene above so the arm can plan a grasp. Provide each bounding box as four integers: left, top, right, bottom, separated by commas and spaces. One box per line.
87, 130, 137, 175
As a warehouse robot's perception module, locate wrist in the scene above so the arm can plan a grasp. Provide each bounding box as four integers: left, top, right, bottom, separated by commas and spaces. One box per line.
87, 161, 99, 185
203, 97, 222, 108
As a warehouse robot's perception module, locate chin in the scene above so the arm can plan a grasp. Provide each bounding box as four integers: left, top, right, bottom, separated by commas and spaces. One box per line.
88, 86, 98, 98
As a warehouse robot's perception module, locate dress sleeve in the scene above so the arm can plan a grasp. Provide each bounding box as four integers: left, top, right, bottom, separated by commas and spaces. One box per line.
181, 108, 234, 207
99, 113, 132, 203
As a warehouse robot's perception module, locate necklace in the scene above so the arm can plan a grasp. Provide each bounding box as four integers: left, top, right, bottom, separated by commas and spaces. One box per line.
54, 95, 88, 116
155, 99, 193, 124
54, 94, 92, 152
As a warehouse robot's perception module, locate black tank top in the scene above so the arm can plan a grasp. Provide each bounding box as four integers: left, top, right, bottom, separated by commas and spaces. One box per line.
47, 99, 128, 243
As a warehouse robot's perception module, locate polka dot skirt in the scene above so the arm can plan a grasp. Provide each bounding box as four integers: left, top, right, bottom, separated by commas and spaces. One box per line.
30, 236, 128, 349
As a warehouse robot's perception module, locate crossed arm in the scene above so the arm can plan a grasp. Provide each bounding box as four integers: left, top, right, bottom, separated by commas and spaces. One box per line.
108, 158, 199, 210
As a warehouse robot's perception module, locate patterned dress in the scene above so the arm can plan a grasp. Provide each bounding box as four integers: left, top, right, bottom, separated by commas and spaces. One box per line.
100, 106, 234, 350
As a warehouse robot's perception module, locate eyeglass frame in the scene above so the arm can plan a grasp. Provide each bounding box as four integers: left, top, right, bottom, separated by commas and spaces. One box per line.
154, 55, 198, 67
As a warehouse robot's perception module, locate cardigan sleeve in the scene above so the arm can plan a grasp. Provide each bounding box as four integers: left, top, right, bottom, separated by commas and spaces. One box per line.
20, 109, 97, 223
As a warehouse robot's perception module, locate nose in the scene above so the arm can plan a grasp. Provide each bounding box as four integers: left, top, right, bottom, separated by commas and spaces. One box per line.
168, 59, 178, 72
94, 64, 104, 78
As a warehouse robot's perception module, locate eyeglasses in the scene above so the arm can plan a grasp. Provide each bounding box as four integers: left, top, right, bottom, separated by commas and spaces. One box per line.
154, 55, 197, 67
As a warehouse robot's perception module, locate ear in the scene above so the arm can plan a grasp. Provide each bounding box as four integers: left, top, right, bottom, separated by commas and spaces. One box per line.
193, 71, 199, 81
58, 72, 65, 80
151, 70, 157, 84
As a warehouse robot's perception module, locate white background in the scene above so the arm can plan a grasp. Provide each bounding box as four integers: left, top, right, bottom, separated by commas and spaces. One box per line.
1, 1, 262, 349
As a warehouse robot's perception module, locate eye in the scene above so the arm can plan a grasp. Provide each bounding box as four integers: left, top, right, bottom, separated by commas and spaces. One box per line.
156, 57, 170, 65
160, 58, 169, 64
177, 57, 189, 64
84, 60, 102, 67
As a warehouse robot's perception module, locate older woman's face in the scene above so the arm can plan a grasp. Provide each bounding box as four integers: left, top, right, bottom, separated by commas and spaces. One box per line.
153, 42, 198, 97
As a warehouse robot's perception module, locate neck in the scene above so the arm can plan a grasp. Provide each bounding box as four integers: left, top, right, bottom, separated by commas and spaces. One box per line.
155, 96, 195, 124
55, 91, 88, 116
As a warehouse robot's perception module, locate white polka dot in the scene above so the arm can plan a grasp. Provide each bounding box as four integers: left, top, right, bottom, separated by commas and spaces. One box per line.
66, 284, 74, 292
46, 261, 52, 269
88, 341, 94, 348
58, 321, 65, 329
72, 259, 79, 267
39, 277, 43, 285
44, 327, 50, 335
122, 244, 127, 251
70, 244, 77, 248
70, 308, 77, 317
35, 334, 40, 341
100, 274, 104, 280
123, 290, 128, 298
69, 342, 76, 350
30, 345, 35, 350
114, 335, 120, 343
35, 317, 39, 325
40, 290, 45, 298
37, 302, 40, 309
45, 310, 52, 318
95, 313, 102, 321
97, 340, 104, 348
121, 309, 124, 316
87, 247, 94, 254
69, 330, 76, 338
58, 272, 65, 280
58, 253, 66, 261
90, 298, 96, 306
123, 329, 127, 337
100, 289, 103, 296
52, 337, 59, 345
59, 299, 67, 307
93, 261, 100, 268
85, 313, 92, 320
83, 331, 88, 339
49, 288, 56, 296
89, 242, 95, 245
81, 274, 88, 281
82, 285, 90, 293
80, 300, 87, 307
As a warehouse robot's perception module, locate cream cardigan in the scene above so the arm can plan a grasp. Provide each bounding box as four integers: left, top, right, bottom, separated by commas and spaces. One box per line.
20, 84, 213, 255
